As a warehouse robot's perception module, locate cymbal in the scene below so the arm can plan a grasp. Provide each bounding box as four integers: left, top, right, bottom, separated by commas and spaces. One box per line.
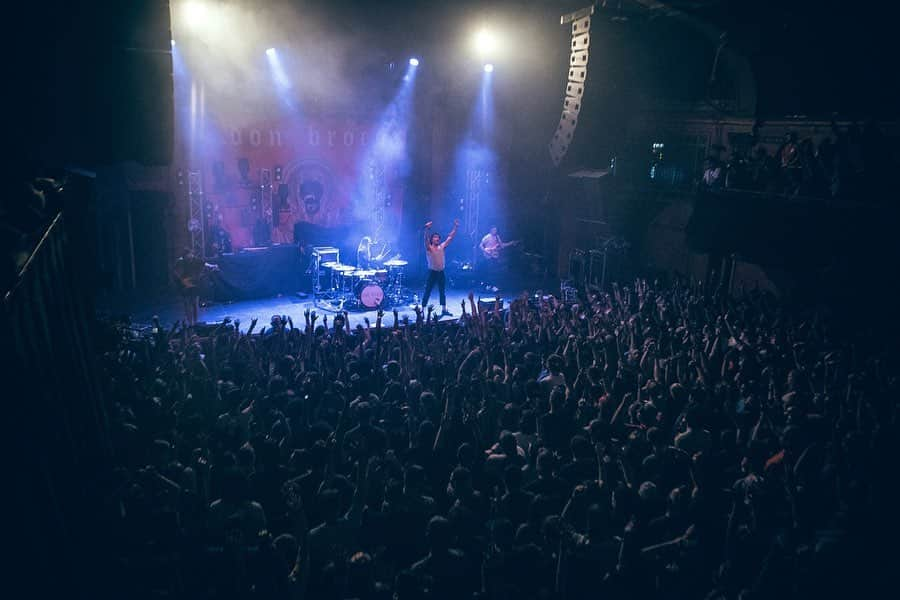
384, 259, 408, 266
321, 261, 340, 268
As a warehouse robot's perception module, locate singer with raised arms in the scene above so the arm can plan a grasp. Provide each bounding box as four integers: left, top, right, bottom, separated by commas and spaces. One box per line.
422, 218, 458, 317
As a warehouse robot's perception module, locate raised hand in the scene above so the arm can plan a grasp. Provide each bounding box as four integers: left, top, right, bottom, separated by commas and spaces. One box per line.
425, 221, 433, 229
453, 218, 460, 227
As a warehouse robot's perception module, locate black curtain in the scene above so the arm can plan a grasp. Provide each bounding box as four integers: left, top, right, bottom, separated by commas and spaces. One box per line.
3, 212, 114, 599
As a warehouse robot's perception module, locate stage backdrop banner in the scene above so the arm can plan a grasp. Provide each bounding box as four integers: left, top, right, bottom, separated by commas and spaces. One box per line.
197, 115, 405, 250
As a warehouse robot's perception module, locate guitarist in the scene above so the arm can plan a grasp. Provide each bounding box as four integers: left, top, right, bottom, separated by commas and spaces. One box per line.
479, 226, 517, 260
173, 250, 218, 326
478, 226, 518, 291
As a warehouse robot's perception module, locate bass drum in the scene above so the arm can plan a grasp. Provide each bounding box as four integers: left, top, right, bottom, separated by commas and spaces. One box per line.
355, 280, 385, 309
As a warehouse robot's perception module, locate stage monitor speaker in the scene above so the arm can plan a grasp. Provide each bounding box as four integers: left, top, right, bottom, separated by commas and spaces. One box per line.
477, 297, 504, 312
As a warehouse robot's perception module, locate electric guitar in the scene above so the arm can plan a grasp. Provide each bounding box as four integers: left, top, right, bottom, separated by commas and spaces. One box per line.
175, 262, 219, 289
481, 240, 519, 260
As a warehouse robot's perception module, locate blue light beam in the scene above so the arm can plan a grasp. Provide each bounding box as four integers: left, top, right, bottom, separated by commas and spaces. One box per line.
265, 48, 291, 89
355, 61, 420, 224
443, 67, 500, 241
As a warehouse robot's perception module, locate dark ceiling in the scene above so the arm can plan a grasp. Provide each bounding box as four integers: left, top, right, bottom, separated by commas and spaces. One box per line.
627, 0, 899, 118
294, 0, 900, 119
13, 0, 897, 170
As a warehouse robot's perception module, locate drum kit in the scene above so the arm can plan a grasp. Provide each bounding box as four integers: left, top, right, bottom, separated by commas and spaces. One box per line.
313, 251, 411, 311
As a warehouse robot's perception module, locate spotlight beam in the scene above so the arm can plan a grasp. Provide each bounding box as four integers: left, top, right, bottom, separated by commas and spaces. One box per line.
265, 48, 291, 90
357, 60, 419, 223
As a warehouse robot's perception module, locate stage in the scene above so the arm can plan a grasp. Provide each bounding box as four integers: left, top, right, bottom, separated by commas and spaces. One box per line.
119, 287, 516, 333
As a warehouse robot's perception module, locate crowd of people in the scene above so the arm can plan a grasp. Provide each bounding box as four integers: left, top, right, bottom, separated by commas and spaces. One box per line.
700, 119, 893, 200
100, 276, 897, 600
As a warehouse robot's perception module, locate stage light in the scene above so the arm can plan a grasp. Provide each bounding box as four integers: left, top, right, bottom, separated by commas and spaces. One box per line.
266, 47, 276, 56
181, 2, 208, 29
409, 57, 419, 66
473, 28, 498, 56
171, 39, 176, 47
483, 63, 494, 73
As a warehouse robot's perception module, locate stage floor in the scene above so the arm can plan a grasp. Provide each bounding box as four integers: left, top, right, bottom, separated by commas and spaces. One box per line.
119, 288, 515, 333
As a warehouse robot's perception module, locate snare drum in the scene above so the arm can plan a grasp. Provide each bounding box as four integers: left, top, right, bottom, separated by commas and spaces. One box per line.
332, 264, 355, 290
355, 280, 384, 309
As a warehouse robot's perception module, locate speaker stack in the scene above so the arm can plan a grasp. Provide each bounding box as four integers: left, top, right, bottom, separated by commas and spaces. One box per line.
549, 5, 595, 167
